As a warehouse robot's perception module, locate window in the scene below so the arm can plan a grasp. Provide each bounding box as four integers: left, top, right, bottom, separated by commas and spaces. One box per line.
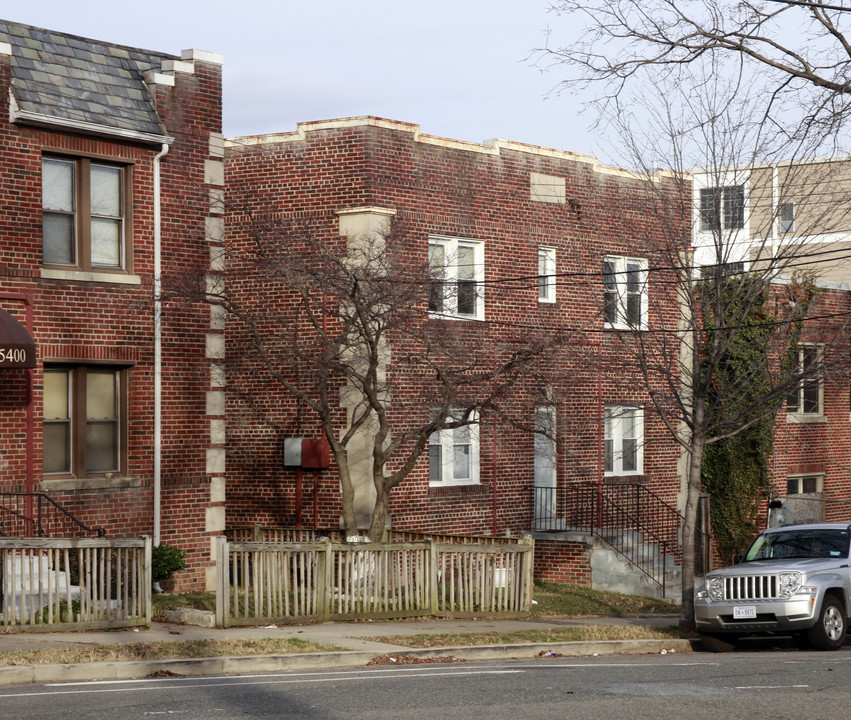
428, 236, 484, 319
429, 410, 479, 485
604, 405, 643, 475
538, 247, 556, 303
779, 202, 795, 233
699, 185, 745, 231
787, 475, 823, 495
603, 256, 647, 329
787, 345, 823, 416
43, 366, 125, 476
42, 156, 130, 271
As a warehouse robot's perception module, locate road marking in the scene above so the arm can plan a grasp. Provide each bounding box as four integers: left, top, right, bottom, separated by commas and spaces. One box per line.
735, 685, 809, 690
2, 668, 525, 698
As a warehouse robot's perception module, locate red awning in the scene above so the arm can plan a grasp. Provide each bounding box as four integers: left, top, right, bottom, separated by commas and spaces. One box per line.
0, 308, 36, 368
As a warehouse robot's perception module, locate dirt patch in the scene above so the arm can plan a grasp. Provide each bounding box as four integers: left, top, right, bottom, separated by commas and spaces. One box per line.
366, 654, 461, 666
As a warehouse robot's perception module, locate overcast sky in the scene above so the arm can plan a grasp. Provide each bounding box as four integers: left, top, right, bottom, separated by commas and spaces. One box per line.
3, 2, 606, 159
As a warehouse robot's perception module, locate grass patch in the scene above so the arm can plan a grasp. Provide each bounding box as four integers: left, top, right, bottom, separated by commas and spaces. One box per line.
0, 637, 345, 667
530, 582, 680, 617
152, 592, 216, 620
364, 624, 691, 648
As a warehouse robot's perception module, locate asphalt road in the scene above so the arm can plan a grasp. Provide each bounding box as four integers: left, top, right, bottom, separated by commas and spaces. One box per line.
0, 650, 848, 719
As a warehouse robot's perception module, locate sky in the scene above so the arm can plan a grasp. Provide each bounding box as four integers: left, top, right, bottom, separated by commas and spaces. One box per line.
3, 2, 604, 159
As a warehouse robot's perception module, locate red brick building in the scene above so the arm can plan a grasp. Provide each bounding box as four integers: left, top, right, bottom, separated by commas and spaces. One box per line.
223, 117, 687, 546
0, 21, 224, 590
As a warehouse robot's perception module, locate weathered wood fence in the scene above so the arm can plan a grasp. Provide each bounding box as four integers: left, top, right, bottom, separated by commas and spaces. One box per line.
0, 537, 151, 631
216, 535, 534, 627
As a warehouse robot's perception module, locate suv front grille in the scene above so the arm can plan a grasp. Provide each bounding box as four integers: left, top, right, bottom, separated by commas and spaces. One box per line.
722, 574, 779, 600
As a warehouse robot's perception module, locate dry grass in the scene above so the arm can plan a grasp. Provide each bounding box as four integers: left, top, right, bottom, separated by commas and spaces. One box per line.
0, 637, 345, 666
363, 624, 690, 648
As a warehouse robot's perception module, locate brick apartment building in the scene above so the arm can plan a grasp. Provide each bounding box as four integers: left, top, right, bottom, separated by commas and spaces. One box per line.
692, 159, 851, 528
0, 20, 224, 590
223, 117, 688, 546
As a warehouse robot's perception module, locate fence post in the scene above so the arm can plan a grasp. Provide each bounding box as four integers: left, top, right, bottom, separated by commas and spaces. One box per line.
215, 536, 228, 628
521, 535, 534, 612
253, 524, 263, 542
141, 535, 152, 626
317, 537, 331, 620
428, 538, 438, 615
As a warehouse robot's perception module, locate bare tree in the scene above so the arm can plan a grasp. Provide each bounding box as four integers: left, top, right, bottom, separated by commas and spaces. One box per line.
537, 0, 851, 150
565, 80, 851, 628
181, 211, 565, 542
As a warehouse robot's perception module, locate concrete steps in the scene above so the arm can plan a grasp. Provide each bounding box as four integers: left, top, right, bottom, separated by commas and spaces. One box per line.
590, 538, 682, 603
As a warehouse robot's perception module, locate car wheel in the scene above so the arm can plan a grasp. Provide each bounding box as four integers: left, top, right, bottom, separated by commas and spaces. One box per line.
699, 633, 739, 652
806, 594, 846, 651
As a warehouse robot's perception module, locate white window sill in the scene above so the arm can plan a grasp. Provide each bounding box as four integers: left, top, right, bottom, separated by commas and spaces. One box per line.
786, 413, 827, 424
42, 474, 141, 492
41, 268, 141, 285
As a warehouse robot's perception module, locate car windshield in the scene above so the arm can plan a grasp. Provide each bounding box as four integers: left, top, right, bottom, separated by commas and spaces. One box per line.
744, 528, 850, 561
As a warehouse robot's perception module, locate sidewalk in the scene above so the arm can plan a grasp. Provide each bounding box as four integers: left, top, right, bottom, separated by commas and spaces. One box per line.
0, 614, 691, 686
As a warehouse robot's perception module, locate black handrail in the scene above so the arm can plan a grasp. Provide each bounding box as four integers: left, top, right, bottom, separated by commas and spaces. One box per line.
0, 493, 105, 538
534, 482, 711, 597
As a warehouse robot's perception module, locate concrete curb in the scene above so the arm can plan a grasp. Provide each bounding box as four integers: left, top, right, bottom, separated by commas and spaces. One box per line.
0, 638, 696, 687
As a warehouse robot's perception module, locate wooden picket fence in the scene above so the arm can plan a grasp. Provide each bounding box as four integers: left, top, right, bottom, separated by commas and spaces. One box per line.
216, 536, 534, 627
0, 536, 151, 631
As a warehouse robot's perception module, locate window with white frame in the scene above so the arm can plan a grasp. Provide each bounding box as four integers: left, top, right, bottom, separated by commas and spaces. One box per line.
538, 247, 556, 303
787, 345, 823, 416
604, 405, 643, 475
787, 474, 823, 495
428, 236, 484, 320
699, 185, 745, 231
429, 410, 480, 485
603, 256, 647, 329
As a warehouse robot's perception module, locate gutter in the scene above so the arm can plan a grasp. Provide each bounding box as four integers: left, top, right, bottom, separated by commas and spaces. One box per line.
153, 143, 169, 546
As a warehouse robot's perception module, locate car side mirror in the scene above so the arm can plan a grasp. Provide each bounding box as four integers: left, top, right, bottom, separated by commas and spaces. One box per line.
733, 553, 744, 564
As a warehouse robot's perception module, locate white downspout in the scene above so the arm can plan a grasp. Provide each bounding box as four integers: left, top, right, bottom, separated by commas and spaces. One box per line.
153, 142, 169, 546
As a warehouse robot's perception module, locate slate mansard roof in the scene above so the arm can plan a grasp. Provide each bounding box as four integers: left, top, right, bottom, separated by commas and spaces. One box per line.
0, 19, 175, 143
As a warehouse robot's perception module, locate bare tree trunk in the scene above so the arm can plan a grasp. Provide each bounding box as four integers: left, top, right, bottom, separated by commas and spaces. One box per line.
335, 451, 359, 539
368, 484, 390, 542
680, 434, 705, 632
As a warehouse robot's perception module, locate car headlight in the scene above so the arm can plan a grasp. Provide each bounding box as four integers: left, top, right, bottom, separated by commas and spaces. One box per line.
706, 576, 725, 602
778, 572, 802, 598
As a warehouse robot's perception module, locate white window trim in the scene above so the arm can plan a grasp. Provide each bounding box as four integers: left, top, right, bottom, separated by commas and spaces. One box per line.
538, 246, 557, 303
787, 344, 825, 422
429, 410, 480, 486
604, 405, 643, 476
786, 474, 824, 495
603, 256, 648, 330
428, 235, 485, 320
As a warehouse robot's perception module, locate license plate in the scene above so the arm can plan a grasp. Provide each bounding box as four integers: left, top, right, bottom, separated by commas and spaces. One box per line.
733, 605, 757, 619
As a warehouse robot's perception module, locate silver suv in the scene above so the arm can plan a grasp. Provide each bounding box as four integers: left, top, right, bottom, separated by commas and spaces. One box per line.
695, 523, 850, 651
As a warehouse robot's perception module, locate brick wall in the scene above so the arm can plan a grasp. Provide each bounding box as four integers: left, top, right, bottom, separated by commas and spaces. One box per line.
0, 42, 222, 591
533, 538, 593, 586
224, 118, 686, 538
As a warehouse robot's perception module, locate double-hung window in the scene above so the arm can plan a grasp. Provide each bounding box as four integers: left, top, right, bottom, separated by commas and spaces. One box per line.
603, 256, 647, 329
604, 405, 643, 476
42, 156, 130, 272
429, 410, 480, 485
428, 236, 484, 320
43, 365, 125, 476
538, 246, 556, 303
787, 345, 823, 417
699, 185, 745, 232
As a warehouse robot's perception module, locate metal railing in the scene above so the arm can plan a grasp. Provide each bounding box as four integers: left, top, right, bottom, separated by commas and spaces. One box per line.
534, 482, 711, 597
0, 494, 106, 538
